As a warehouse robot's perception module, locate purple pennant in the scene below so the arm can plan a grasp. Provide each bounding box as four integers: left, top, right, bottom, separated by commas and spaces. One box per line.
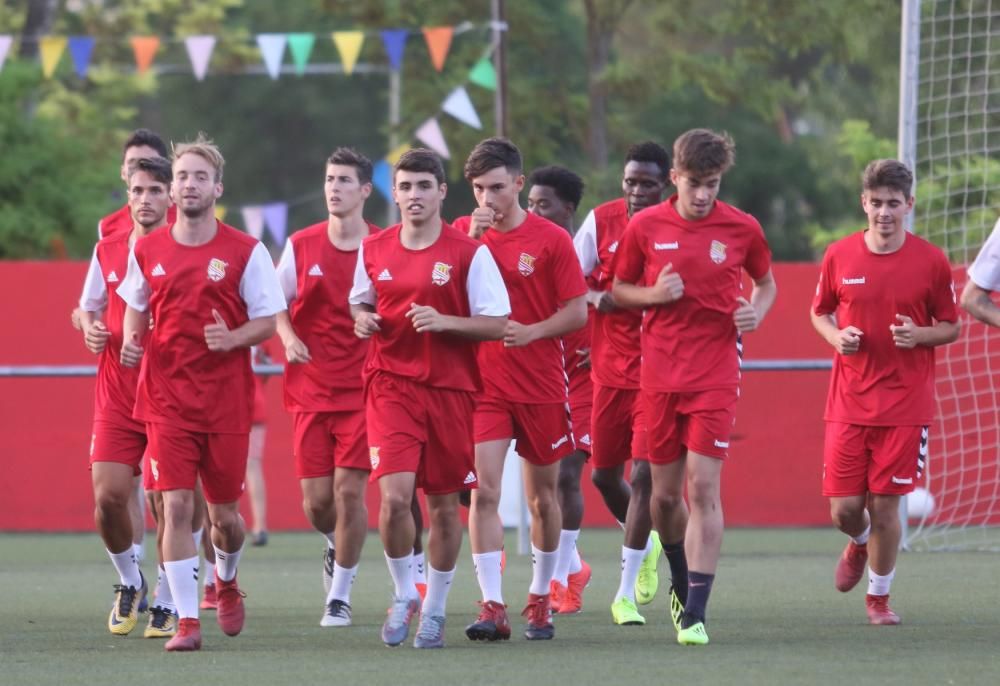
68, 36, 95, 78
262, 202, 288, 244
380, 29, 408, 70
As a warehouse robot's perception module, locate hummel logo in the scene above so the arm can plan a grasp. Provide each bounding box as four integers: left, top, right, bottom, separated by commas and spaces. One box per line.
714, 439, 729, 449
892, 476, 913, 485
377, 268, 393, 281
551, 435, 569, 450
308, 264, 324, 277
151, 263, 166, 277
107, 270, 119, 283
463, 471, 477, 485
654, 241, 679, 250
842, 276, 866, 285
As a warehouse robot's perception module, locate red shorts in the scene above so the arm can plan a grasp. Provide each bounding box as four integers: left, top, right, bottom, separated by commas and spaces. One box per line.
365, 372, 477, 495
90, 420, 146, 476
293, 410, 369, 478
568, 372, 593, 454
145, 422, 250, 504
644, 388, 737, 464
591, 384, 647, 469
823, 423, 928, 497
474, 395, 575, 466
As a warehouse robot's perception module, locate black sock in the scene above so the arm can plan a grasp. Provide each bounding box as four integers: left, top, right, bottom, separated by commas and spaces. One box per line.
682, 571, 715, 628
662, 541, 689, 605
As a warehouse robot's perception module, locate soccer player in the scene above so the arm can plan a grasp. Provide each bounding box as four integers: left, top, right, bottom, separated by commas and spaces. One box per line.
349, 148, 510, 649
614, 129, 777, 645
275, 147, 380, 626
525, 165, 595, 614
79, 156, 173, 636
960, 218, 1000, 327
117, 135, 286, 652
576, 142, 687, 627
457, 139, 588, 642
811, 159, 959, 625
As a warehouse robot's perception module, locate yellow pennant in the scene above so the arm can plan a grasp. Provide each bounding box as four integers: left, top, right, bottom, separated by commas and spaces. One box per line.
39, 36, 67, 78
215, 205, 227, 222
386, 143, 411, 165
332, 31, 364, 75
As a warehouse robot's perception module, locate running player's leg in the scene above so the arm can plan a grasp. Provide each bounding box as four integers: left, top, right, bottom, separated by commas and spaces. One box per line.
245, 423, 268, 545
411, 491, 427, 598
321, 466, 367, 626
467, 437, 511, 640
521, 460, 561, 639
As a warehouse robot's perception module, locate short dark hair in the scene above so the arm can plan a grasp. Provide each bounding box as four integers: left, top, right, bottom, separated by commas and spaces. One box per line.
464, 137, 522, 180
127, 156, 173, 186
862, 159, 913, 197
625, 141, 670, 180
123, 128, 169, 159
527, 165, 585, 208
673, 128, 735, 177
394, 148, 446, 186
327, 147, 374, 185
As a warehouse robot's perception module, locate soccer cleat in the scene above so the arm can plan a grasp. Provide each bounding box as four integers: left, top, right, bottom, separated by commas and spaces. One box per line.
200, 583, 218, 610
835, 541, 869, 592
611, 596, 646, 625
215, 574, 247, 637
559, 559, 592, 614
668, 584, 685, 632
144, 606, 178, 638
415, 582, 428, 601
413, 614, 446, 649
164, 618, 202, 652
381, 595, 420, 647
500, 548, 507, 574
465, 600, 512, 641
251, 531, 268, 547
865, 594, 901, 625
320, 599, 352, 627
322, 547, 335, 595
677, 620, 710, 646
521, 593, 554, 640
635, 532, 662, 605
549, 580, 566, 613
108, 573, 147, 636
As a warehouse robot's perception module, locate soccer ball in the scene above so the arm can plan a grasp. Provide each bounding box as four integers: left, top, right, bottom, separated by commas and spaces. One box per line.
907, 487, 935, 520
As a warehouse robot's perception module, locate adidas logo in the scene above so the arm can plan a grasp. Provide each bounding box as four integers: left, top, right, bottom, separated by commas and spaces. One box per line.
308, 264, 324, 277
377, 268, 393, 281
151, 263, 166, 277
463, 471, 477, 485
107, 270, 119, 283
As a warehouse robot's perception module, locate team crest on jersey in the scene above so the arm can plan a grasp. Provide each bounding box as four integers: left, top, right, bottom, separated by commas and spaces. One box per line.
709, 240, 727, 265
369, 447, 380, 469
431, 262, 452, 286
207, 258, 228, 282
518, 252, 536, 277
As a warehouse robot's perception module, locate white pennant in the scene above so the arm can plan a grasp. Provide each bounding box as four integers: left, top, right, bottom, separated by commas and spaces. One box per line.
0, 36, 12, 73
241, 205, 265, 240
256, 33, 286, 80
185, 35, 216, 81
415, 118, 450, 160
441, 86, 482, 130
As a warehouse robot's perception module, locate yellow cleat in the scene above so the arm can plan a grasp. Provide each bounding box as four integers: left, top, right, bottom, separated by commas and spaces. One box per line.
108, 576, 146, 636
611, 596, 646, 626
635, 531, 662, 605
668, 585, 685, 632
677, 621, 709, 646
144, 606, 178, 638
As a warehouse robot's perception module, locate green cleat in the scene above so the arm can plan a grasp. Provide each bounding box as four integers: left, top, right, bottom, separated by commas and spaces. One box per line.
677, 621, 709, 646
668, 585, 685, 632
611, 596, 646, 626
635, 531, 662, 605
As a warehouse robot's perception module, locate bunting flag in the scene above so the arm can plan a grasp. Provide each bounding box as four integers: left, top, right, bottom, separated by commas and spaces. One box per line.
287, 33, 314, 75
386, 143, 411, 165
468, 57, 497, 91
256, 33, 286, 80
372, 160, 393, 202
184, 35, 215, 81
130, 36, 160, 74
422, 26, 453, 72
39, 36, 67, 78
241, 205, 264, 240
0, 35, 11, 73
262, 202, 288, 244
442, 86, 482, 129
67, 36, 94, 78
331, 31, 363, 75
380, 29, 408, 70
415, 118, 449, 159
215, 205, 227, 222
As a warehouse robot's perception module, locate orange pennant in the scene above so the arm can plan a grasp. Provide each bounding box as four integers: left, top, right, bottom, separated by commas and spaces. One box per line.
130, 36, 160, 74
422, 26, 453, 72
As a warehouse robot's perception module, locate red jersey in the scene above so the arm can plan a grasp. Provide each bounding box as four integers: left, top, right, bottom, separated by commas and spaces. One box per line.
574, 198, 643, 388
454, 213, 588, 404
349, 222, 510, 392
615, 197, 772, 392
562, 311, 593, 396
276, 221, 379, 413
116, 222, 286, 433
812, 231, 958, 426
99, 204, 177, 240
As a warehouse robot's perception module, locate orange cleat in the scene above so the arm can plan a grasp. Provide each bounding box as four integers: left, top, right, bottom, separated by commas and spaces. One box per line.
558, 559, 592, 614
465, 600, 512, 641
164, 618, 202, 652
865, 594, 901, 625
200, 583, 218, 610
521, 593, 554, 640
549, 580, 566, 613
215, 574, 246, 636
835, 541, 868, 592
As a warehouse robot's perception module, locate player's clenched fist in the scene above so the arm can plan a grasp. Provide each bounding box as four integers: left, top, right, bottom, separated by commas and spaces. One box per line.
733, 296, 759, 333
354, 310, 382, 339
654, 263, 684, 303
503, 320, 538, 347
890, 313, 919, 349
406, 303, 448, 333
120, 332, 144, 367
283, 335, 311, 364
831, 325, 864, 355
204, 309, 236, 352
83, 319, 111, 354
468, 206, 498, 239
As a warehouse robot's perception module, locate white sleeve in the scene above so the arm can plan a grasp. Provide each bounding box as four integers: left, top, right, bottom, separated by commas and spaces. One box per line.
116, 248, 151, 312
467, 245, 511, 316
79, 247, 108, 312
968, 218, 1000, 291
240, 242, 288, 318
275, 238, 297, 304
96, 219, 104, 240
348, 242, 376, 306
573, 209, 599, 275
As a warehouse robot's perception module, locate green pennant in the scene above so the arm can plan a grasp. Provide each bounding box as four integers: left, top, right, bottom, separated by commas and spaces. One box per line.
287, 33, 315, 75
468, 57, 496, 91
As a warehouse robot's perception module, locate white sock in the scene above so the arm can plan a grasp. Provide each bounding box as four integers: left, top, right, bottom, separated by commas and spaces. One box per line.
867, 568, 895, 596
164, 556, 200, 619
473, 551, 504, 603
568, 546, 582, 575
214, 545, 242, 582
192, 527, 203, 550
615, 546, 646, 602
154, 565, 175, 611
327, 562, 358, 603
553, 529, 580, 585
132, 542, 145, 565
384, 552, 418, 599
107, 547, 142, 588
852, 524, 871, 546
322, 531, 335, 548
618, 520, 626, 531
422, 566, 455, 617
203, 561, 216, 587
644, 534, 654, 554
413, 551, 427, 584
529, 544, 558, 597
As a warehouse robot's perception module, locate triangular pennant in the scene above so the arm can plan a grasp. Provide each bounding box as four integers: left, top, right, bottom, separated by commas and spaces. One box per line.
214, 205, 227, 222
380, 29, 408, 70
372, 160, 393, 202
422, 26, 453, 72
67, 36, 94, 78
0, 36, 12, 73
468, 58, 497, 91
287, 33, 315, 75
130, 36, 160, 75
39, 36, 67, 79
262, 202, 288, 244
442, 86, 482, 130
386, 143, 412, 166
184, 35, 216, 81
241, 206, 264, 240
331, 31, 364, 75
256, 33, 287, 80
415, 118, 450, 160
